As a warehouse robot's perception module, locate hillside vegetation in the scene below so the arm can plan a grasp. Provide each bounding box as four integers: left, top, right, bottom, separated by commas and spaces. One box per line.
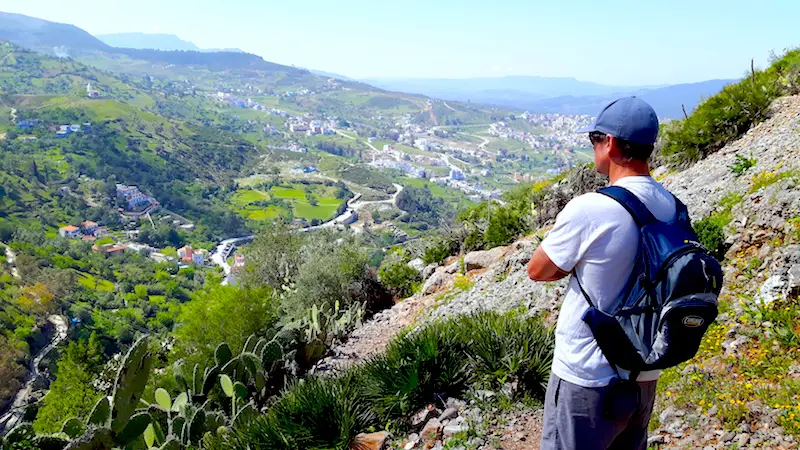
660, 49, 800, 165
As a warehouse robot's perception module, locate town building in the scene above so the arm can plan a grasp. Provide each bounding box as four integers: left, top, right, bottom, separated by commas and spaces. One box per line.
81, 221, 99, 234
450, 168, 466, 181
192, 249, 208, 266
178, 246, 194, 263
59, 225, 81, 238
150, 252, 169, 264
289, 121, 309, 133
116, 184, 158, 211
86, 83, 100, 98
92, 244, 126, 258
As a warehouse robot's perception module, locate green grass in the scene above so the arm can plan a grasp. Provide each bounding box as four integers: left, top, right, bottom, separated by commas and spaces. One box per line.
233, 184, 344, 222
76, 271, 115, 292
232, 189, 270, 207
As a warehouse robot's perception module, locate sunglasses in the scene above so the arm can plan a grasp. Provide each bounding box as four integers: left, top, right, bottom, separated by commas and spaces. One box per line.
589, 132, 607, 145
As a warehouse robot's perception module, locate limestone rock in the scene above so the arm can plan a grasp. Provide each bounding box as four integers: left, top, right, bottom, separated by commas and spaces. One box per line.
421, 269, 453, 295
420, 418, 443, 444
463, 247, 506, 270
757, 275, 786, 305
438, 407, 458, 422
443, 424, 464, 437
350, 431, 390, 450
422, 263, 438, 280
407, 258, 425, 273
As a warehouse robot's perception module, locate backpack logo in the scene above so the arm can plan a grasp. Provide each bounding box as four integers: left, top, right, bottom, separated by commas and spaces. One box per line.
682, 315, 705, 328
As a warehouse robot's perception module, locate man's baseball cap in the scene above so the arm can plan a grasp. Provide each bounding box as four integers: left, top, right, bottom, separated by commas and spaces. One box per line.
575, 96, 659, 145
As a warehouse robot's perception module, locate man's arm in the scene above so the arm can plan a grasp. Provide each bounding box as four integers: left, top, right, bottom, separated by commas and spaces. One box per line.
528, 245, 569, 281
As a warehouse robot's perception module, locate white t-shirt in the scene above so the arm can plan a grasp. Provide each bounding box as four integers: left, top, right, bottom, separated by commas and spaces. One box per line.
540, 176, 677, 388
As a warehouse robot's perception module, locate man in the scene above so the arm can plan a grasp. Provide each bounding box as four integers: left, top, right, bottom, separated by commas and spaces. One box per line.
528, 97, 674, 449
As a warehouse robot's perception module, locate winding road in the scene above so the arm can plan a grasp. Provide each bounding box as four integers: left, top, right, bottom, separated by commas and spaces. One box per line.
0, 315, 69, 434
210, 183, 407, 283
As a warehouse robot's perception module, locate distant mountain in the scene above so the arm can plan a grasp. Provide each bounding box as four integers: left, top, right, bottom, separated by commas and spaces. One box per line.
309, 69, 354, 81
0, 11, 111, 53
364, 75, 637, 101
97, 32, 200, 51
97, 32, 246, 53
365, 75, 734, 119
0, 11, 290, 72
202, 48, 245, 54
507, 79, 735, 118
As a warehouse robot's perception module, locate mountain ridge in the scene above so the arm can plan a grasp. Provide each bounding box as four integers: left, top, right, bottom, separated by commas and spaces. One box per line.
364, 75, 735, 119
96, 32, 245, 53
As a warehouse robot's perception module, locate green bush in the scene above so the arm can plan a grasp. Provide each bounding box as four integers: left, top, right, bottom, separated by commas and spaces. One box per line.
206, 311, 555, 450
729, 154, 756, 176
422, 238, 457, 264
378, 259, 421, 298
660, 49, 800, 165
483, 205, 530, 248
695, 216, 727, 260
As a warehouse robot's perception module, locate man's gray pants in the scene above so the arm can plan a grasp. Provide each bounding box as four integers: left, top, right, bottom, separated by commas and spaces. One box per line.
540, 374, 658, 450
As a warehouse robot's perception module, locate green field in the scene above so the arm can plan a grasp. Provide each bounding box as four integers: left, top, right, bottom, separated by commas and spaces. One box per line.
76, 271, 115, 292
233, 183, 344, 222
400, 177, 476, 207
231, 189, 269, 207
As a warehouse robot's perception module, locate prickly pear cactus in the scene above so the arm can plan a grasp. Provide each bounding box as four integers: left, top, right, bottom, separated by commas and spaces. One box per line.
214, 343, 233, 366
261, 340, 283, 364
61, 417, 85, 438
111, 336, 153, 434
87, 397, 110, 426
64, 426, 114, 450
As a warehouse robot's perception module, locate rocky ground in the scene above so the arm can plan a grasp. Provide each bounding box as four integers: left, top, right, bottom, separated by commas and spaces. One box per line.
337, 95, 800, 449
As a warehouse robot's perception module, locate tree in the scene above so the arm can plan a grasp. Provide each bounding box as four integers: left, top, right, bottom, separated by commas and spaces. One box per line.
173, 285, 277, 368
33, 333, 104, 433
241, 225, 305, 288
484, 205, 530, 248
285, 237, 373, 317
378, 259, 421, 298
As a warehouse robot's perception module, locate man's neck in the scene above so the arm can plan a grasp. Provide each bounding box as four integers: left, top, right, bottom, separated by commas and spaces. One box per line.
609, 162, 651, 185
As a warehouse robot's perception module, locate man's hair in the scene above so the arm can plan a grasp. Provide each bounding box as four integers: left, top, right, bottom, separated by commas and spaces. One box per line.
614, 137, 654, 162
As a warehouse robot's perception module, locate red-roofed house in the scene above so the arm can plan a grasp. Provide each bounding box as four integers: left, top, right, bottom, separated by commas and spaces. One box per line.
59, 225, 81, 238
178, 246, 193, 263
81, 221, 99, 233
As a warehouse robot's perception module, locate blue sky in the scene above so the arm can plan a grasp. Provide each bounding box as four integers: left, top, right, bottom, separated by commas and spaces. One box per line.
2, 0, 798, 85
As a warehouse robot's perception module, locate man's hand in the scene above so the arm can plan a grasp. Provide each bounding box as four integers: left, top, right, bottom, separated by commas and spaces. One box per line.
528, 245, 569, 282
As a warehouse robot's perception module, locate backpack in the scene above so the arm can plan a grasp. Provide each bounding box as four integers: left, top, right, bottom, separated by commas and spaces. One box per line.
574, 186, 723, 380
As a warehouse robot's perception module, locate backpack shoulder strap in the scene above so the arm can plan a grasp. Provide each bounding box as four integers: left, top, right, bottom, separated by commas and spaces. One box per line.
597, 186, 657, 227
672, 194, 691, 225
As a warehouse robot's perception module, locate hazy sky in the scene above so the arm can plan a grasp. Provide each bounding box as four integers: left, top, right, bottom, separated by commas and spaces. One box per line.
2, 0, 798, 85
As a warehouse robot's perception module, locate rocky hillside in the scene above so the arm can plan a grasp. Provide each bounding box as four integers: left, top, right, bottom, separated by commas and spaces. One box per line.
320, 95, 800, 450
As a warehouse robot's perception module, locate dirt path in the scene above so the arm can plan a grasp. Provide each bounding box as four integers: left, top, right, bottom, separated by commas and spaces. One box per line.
313, 293, 438, 373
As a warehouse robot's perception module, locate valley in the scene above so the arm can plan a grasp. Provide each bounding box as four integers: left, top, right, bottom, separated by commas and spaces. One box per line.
0, 7, 796, 450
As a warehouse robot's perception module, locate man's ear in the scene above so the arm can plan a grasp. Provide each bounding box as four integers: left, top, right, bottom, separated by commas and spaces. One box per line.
607, 135, 623, 162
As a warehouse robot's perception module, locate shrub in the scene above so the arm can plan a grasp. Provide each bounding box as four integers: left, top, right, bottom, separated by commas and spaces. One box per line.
422, 238, 457, 265
378, 259, 421, 298
483, 205, 530, 248
729, 154, 756, 176
749, 169, 792, 194
695, 217, 727, 260
209, 312, 555, 449
660, 49, 800, 166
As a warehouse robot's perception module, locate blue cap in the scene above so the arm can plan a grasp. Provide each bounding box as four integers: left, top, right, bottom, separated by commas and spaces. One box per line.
575, 96, 659, 145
